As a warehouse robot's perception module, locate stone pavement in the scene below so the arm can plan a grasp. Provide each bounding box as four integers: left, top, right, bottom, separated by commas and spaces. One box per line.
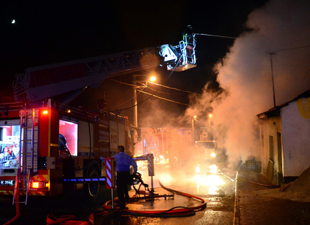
235, 171, 310, 225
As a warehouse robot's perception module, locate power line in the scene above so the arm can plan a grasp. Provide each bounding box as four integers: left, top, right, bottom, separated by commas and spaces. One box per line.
274, 44, 310, 53
108, 77, 200, 95
266, 43, 310, 103
194, 33, 237, 39
106, 77, 190, 110
111, 95, 151, 113
106, 77, 136, 87
148, 82, 200, 95
146, 85, 187, 95
137, 90, 189, 106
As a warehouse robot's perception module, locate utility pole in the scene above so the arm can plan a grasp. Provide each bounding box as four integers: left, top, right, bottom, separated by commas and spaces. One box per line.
191, 115, 196, 145
133, 76, 138, 128
133, 75, 138, 156
267, 52, 276, 107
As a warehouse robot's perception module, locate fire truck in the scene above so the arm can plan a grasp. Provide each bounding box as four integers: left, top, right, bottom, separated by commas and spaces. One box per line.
135, 127, 192, 167
0, 100, 136, 201
0, 33, 197, 204
196, 129, 217, 161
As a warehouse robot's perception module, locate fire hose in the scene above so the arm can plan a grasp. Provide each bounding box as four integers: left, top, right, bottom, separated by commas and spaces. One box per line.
102, 180, 207, 217
3, 204, 20, 225
46, 214, 94, 225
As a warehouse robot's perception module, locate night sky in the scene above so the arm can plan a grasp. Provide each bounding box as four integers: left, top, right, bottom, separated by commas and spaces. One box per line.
1, 0, 268, 123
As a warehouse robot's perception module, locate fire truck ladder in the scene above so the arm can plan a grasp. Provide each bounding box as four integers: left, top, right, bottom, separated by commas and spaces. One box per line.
13, 108, 39, 205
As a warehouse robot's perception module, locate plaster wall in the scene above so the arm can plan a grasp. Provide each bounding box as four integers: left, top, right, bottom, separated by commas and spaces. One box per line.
259, 116, 282, 183
281, 100, 310, 177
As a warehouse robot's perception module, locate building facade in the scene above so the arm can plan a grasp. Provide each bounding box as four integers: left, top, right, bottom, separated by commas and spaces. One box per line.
257, 90, 310, 185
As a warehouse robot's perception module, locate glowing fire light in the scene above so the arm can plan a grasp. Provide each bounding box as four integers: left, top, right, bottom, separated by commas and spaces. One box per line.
158, 173, 172, 185
199, 174, 225, 187
195, 174, 201, 183
210, 164, 218, 173
211, 153, 216, 158
195, 165, 201, 173
209, 185, 219, 195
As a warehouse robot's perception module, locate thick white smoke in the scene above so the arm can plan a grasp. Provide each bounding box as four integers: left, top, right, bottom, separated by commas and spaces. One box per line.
189, 0, 310, 162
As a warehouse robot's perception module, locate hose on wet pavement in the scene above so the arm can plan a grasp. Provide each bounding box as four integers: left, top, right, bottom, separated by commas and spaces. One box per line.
122, 206, 196, 217
102, 180, 206, 217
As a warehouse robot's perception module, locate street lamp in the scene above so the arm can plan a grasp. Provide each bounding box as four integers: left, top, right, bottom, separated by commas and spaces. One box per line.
208, 113, 213, 128
133, 74, 157, 128
133, 74, 157, 154
149, 76, 156, 82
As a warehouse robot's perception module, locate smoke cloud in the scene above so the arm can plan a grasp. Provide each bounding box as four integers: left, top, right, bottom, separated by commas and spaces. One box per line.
191, 0, 310, 162
137, 0, 310, 172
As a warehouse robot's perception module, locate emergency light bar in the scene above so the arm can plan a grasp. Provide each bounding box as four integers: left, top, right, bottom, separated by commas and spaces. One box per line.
63, 177, 106, 183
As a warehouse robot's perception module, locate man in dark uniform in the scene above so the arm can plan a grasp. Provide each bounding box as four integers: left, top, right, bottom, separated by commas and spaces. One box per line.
112, 145, 137, 209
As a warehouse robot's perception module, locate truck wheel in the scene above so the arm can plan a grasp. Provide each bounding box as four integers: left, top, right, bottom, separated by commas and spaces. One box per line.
84, 169, 100, 201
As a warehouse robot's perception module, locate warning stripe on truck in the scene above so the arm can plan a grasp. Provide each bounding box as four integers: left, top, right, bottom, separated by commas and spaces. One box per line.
32, 174, 48, 182
0, 190, 47, 196
0, 190, 14, 195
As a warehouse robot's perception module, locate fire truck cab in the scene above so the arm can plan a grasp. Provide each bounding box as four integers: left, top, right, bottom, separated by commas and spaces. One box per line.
195, 140, 217, 161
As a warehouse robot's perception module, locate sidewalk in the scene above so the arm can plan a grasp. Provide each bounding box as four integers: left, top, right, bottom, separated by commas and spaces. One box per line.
235, 171, 310, 225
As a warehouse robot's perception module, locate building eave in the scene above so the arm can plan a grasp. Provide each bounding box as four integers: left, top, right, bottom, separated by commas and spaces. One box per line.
257, 89, 310, 119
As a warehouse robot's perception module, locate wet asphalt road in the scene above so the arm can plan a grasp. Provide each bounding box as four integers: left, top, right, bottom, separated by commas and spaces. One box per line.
0, 164, 236, 225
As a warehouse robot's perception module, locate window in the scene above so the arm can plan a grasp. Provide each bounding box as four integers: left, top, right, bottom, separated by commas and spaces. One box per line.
59, 120, 78, 156
0, 122, 20, 169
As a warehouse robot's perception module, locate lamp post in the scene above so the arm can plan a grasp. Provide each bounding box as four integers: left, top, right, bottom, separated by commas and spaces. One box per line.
132, 75, 141, 128
133, 74, 157, 154
133, 75, 157, 128
208, 113, 213, 130
208, 113, 213, 140
192, 115, 197, 145
267, 52, 276, 107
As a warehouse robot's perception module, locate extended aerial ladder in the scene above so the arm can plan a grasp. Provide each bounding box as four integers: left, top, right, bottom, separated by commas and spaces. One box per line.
12, 34, 197, 104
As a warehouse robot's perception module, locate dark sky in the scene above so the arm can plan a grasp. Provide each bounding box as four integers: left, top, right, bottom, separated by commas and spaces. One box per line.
1, 0, 268, 122
1, 1, 267, 83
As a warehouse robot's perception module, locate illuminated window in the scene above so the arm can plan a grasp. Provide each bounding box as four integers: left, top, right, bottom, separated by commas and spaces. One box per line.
59, 120, 78, 156
0, 121, 20, 169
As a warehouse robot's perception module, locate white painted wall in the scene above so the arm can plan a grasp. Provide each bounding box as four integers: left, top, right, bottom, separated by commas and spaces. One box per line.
281, 100, 310, 177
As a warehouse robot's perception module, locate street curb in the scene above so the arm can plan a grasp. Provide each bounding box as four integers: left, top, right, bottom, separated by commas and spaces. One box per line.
233, 171, 239, 225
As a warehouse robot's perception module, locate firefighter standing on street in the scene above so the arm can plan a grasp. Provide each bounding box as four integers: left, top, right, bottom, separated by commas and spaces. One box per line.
112, 145, 137, 209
